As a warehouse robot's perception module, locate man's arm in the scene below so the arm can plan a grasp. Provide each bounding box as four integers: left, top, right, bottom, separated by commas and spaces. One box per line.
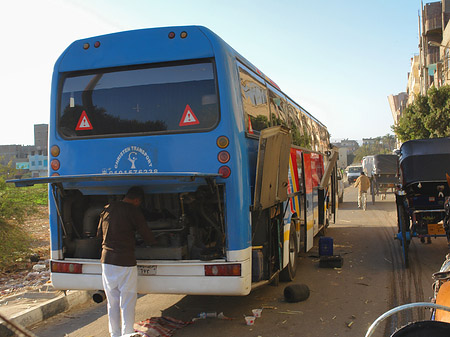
134, 210, 157, 245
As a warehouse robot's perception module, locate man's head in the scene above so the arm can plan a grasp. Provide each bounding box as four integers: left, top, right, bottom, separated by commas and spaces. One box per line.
124, 186, 145, 206
361, 172, 365, 176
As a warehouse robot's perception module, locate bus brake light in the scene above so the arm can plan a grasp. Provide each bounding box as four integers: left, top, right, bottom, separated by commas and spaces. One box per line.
51, 261, 82, 274
205, 264, 241, 276
218, 166, 231, 178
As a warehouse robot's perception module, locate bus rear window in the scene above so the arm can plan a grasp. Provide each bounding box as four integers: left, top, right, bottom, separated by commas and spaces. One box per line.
58, 61, 219, 138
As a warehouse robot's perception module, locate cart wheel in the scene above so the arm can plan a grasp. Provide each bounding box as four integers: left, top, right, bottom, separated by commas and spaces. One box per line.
397, 198, 410, 268
371, 183, 375, 205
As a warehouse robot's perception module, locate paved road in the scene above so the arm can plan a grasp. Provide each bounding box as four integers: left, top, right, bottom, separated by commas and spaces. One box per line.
31, 187, 449, 337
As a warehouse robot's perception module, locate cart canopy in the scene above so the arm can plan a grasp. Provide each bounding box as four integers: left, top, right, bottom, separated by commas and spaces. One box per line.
373, 154, 398, 175
399, 137, 450, 187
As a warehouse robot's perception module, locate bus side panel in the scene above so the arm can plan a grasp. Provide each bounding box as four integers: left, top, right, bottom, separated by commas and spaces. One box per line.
303, 152, 314, 251
215, 46, 253, 254
288, 148, 304, 250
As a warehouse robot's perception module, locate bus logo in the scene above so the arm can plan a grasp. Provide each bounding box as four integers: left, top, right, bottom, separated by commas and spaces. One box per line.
102, 146, 156, 174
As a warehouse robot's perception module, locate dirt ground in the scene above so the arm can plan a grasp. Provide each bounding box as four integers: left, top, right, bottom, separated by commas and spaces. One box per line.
0, 205, 51, 298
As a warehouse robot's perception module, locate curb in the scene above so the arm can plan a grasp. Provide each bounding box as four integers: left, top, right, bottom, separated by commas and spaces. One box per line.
0, 290, 95, 336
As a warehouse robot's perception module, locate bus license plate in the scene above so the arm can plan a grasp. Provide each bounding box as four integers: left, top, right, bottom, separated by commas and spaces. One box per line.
428, 224, 446, 235
138, 265, 157, 276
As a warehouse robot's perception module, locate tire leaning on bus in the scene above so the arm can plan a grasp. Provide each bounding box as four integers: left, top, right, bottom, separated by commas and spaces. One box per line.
280, 223, 298, 282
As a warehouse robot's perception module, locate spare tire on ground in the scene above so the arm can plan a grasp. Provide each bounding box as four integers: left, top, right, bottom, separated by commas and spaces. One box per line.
284, 284, 310, 303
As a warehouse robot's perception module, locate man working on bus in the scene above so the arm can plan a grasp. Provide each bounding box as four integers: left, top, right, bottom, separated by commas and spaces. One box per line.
354, 171, 371, 210
97, 186, 156, 337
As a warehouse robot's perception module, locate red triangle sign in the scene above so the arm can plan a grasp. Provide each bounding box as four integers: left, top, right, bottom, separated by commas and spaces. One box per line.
179, 104, 200, 126
76, 111, 93, 130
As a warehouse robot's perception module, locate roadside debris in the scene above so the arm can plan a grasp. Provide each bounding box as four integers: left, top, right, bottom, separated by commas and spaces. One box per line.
134, 316, 192, 337
284, 283, 310, 303
192, 312, 231, 321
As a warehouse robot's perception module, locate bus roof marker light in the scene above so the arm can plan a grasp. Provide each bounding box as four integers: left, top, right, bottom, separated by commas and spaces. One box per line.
217, 136, 229, 149
168, 32, 176, 39
180, 31, 188, 39
94, 41, 101, 48
83, 43, 90, 50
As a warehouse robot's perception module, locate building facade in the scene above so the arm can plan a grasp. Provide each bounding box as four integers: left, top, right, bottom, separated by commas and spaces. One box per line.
0, 124, 48, 177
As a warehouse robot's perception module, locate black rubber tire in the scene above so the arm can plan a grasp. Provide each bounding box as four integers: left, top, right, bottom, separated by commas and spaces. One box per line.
280, 223, 299, 282
284, 284, 310, 303
396, 197, 410, 268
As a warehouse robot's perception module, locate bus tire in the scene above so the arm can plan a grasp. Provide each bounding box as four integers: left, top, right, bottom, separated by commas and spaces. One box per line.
284, 284, 310, 303
280, 223, 298, 282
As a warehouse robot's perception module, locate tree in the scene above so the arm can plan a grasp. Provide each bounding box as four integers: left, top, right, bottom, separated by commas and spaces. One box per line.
393, 85, 450, 142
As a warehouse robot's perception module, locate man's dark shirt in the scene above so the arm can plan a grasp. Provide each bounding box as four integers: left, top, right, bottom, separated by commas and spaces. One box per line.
97, 201, 156, 267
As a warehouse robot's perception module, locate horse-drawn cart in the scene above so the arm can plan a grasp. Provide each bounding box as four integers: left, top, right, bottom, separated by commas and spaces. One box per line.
370, 154, 399, 204
395, 138, 450, 267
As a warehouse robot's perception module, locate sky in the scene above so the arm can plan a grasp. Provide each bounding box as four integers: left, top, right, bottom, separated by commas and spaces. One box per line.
1, 0, 423, 145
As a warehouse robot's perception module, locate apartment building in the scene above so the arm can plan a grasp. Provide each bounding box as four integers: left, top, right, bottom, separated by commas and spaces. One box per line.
0, 124, 48, 177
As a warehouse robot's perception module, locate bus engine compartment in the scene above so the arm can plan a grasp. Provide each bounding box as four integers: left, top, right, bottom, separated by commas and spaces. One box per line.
59, 184, 226, 261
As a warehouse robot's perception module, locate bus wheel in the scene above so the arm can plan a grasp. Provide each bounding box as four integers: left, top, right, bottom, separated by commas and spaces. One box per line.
280, 223, 298, 282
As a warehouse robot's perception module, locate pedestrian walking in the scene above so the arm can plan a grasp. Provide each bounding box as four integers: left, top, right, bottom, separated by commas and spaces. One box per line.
97, 186, 156, 337
354, 172, 371, 210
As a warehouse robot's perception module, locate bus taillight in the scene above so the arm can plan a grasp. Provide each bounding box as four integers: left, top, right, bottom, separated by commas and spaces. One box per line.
204, 264, 241, 276
51, 159, 60, 171
50, 145, 60, 157
216, 136, 229, 149
218, 151, 230, 164
51, 261, 82, 274
218, 166, 231, 178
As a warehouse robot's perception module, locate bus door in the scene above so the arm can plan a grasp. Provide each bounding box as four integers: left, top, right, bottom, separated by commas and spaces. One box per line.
302, 152, 314, 251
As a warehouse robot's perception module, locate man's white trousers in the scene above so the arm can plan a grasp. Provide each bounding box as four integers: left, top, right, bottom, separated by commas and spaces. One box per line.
102, 264, 137, 337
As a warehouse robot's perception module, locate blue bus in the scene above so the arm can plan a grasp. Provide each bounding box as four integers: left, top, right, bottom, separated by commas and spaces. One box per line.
11, 26, 338, 296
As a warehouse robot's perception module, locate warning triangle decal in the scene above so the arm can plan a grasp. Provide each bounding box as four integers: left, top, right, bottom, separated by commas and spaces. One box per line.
76, 111, 93, 130
179, 104, 200, 126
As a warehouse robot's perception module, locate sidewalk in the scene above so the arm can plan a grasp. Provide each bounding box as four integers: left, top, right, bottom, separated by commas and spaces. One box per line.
0, 286, 94, 335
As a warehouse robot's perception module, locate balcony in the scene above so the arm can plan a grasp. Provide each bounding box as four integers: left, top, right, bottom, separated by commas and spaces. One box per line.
425, 14, 442, 34
427, 48, 440, 65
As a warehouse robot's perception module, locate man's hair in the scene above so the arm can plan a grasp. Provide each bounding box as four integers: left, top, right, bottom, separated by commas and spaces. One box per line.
361, 172, 365, 175
125, 186, 145, 201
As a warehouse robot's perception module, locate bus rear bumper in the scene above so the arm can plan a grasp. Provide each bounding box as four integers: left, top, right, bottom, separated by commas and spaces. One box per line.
50, 260, 251, 296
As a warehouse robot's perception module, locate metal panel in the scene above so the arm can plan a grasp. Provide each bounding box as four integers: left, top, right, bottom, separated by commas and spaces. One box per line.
253, 126, 291, 210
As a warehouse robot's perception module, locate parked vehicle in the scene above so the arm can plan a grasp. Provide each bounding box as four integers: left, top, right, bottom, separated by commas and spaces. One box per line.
9, 26, 339, 296
345, 165, 362, 184
395, 137, 450, 267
